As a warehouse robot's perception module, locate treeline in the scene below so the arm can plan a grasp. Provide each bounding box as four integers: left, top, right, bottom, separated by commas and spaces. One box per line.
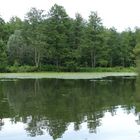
0, 4, 140, 72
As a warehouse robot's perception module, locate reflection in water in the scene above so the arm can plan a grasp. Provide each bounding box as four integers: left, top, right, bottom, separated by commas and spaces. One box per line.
0, 77, 140, 139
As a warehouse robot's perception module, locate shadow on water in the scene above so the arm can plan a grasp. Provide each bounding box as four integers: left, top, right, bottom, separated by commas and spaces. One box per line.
0, 76, 140, 139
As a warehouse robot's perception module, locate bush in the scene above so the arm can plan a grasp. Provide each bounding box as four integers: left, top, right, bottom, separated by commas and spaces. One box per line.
79, 67, 135, 72
3, 65, 136, 73
39, 65, 59, 72
63, 61, 79, 72
0, 65, 7, 72
6, 65, 38, 72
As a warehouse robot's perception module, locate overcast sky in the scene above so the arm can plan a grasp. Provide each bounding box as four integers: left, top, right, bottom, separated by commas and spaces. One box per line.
0, 0, 140, 31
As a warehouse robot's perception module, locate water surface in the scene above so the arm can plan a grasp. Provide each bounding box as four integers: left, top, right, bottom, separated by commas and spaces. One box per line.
0, 76, 140, 140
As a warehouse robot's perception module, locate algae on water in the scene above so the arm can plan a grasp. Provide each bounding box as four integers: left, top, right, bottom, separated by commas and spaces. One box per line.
0, 72, 136, 80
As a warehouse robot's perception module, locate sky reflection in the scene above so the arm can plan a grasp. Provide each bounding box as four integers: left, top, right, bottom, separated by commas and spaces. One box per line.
0, 107, 140, 140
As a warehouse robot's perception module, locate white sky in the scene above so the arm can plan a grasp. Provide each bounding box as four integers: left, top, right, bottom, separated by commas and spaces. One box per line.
0, 0, 140, 31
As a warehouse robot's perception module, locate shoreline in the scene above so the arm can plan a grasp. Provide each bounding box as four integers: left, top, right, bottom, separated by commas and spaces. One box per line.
0, 72, 137, 79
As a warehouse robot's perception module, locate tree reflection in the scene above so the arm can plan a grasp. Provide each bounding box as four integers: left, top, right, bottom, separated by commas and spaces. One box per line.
134, 59, 140, 125
0, 77, 138, 139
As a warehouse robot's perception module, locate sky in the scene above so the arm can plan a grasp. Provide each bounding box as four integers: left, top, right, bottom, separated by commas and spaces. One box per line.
0, 0, 140, 31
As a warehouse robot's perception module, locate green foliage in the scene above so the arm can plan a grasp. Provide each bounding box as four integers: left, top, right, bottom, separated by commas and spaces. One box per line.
134, 43, 140, 56
7, 65, 38, 72
24, 7, 47, 67
7, 16, 23, 34
7, 30, 26, 65
46, 4, 71, 68
0, 4, 139, 72
5, 65, 135, 73
0, 39, 7, 72
39, 65, 61, 71
79, 67, 135, 72
84, 11, 104, 67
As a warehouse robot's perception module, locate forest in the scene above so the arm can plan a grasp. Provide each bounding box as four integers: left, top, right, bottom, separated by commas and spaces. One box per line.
0, 4, 140, 72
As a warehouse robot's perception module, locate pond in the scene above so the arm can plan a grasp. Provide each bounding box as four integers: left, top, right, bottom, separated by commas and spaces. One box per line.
0, 76, 140, 140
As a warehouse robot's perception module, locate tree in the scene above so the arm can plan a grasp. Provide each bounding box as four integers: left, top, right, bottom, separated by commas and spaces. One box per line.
120, 30, 135, 67
0, 39, 7, 71
72, 13, 85, 67
73, 13, 85, 49
0, 17, 8, 71
0, 5, 139, 71
85, 11, 104, 67
133, 28, 140, 71
7, 30, 26, 65
7, 16, 23, 34
106, 28, 121, 66
46, 4, 70, 69
0, 17, 5, 40
62, 13, 86, 70
24, 8, 47, 67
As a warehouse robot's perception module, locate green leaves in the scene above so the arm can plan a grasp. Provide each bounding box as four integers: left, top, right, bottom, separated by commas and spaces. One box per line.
0, 4, 139, 71
7, 30, 26, 65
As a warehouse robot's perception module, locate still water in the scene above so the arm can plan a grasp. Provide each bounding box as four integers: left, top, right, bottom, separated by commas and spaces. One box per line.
0, 76, 140, 140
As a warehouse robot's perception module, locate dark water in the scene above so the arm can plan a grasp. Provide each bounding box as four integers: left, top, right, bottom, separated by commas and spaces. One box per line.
0, 76, 140, 140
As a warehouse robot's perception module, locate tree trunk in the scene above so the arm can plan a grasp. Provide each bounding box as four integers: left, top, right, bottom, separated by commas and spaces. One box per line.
93, 51, 96, 67
91, 50, 96, 68
34, 48, 40, 68
37, 53, 40, 67
110, 57, 113, 67
56, 58, 59, 70
91, 51, 94, 68
122, 57, 125, 67
35, 48, 37, 67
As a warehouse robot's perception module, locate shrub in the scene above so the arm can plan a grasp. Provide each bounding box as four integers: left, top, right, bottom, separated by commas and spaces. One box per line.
6, 65, 38, 72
